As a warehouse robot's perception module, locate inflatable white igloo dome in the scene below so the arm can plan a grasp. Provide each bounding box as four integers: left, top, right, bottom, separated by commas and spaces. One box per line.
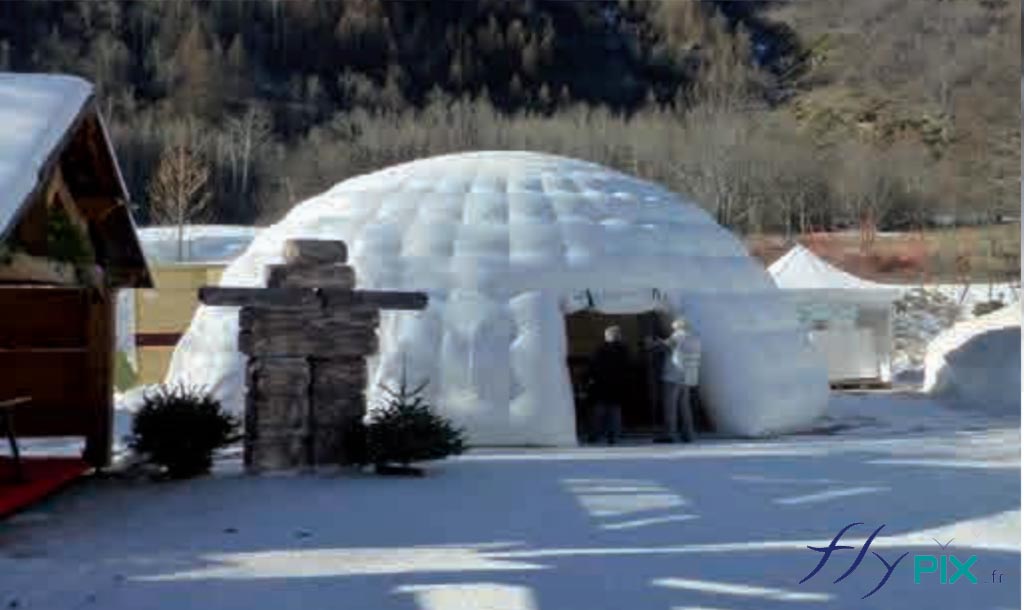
168, 151, 828, 444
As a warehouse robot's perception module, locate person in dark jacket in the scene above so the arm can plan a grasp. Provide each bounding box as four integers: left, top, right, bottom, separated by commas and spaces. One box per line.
585, 326, 631, 444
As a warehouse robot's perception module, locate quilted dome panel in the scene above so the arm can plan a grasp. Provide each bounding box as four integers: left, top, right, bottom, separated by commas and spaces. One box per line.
168, 152, 828, 443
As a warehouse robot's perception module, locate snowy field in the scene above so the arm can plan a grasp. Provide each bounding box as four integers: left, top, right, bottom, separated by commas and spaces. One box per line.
2, 392, 1018, 610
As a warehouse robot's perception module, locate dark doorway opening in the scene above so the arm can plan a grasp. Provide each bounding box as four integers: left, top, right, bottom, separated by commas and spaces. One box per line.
565, 310, 671, 440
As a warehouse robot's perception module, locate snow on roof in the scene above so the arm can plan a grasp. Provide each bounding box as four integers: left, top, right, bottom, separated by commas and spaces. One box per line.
768, 244, 900, 302
168, 151, 829, 443
0, 73, 94, 236
138, 225, 262, 264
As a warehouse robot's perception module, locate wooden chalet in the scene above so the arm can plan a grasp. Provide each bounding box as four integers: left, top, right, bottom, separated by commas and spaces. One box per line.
0, 73, 152, 467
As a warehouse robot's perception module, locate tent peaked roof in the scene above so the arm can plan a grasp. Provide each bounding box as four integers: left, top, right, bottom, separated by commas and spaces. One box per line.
768, 244, 900, 301
0, 73, 151, 288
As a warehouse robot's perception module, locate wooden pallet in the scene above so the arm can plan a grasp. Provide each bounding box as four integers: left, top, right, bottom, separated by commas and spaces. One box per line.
831, 379, 892, 391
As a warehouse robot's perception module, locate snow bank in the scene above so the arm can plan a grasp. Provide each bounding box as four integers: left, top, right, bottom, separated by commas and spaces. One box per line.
924, 304, 1021, 416
167, 152, 828, 444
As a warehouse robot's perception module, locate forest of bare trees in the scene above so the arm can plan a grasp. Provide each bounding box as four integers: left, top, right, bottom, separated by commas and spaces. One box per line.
0, 0, 1018, 236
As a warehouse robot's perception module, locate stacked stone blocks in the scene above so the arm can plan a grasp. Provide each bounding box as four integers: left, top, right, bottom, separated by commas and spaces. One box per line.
199, 239, 427, 472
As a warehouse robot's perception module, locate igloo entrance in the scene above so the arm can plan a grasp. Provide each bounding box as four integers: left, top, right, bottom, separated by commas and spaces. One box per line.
565, 309, 671, 439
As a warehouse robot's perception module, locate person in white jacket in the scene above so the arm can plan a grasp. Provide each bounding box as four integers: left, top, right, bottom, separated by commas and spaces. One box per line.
651, 319, 701, 442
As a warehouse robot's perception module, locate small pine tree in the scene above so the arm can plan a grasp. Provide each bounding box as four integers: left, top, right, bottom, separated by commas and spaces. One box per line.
130, 384, 238, 479
363, 367, 465, 472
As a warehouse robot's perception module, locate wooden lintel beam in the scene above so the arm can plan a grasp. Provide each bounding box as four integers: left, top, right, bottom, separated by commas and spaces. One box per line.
199, 286, 428, 311
321, 288, 428, 310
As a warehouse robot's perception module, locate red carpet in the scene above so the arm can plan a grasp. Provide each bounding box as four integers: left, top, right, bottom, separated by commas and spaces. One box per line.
0, 457, 90, 517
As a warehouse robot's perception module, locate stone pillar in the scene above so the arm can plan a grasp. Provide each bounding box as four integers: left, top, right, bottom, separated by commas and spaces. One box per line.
200, 239, 427, 473
245, 356, 310, 470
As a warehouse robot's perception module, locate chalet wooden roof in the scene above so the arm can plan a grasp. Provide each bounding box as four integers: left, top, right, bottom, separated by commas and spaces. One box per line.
0, 73, 152, 288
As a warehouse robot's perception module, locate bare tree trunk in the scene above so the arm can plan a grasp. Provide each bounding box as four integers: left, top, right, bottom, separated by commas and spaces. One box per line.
176, 217, 184, 262
241, 117, 252, 195
784, 201, 793, 242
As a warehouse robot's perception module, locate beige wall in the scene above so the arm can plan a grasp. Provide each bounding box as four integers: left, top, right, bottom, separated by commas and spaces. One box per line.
134, 263, 226, 384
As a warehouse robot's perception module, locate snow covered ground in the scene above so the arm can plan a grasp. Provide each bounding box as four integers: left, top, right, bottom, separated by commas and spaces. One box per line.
2, 391, 1018, 610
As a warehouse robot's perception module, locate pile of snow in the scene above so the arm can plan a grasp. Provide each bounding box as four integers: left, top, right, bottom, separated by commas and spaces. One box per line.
137, 225, 261, 264
923, 303, 1021, 416
0, 73, 93, 233
168, 151, 828, 444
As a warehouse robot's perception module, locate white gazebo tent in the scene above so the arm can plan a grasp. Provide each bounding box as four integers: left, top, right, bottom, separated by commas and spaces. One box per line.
769, 245, 901, 385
